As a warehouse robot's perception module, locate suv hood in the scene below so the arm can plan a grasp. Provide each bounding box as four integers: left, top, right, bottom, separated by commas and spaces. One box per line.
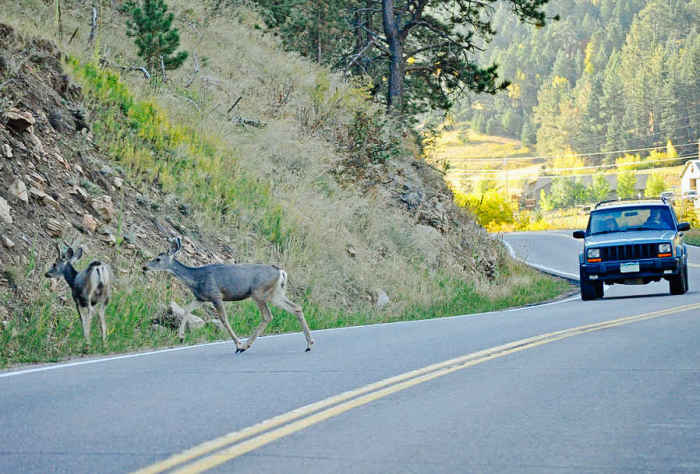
585, 230, 676, 246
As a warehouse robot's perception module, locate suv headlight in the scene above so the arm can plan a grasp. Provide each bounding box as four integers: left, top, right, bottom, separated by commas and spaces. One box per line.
587, 248, 600, 259
658, 243, 672, 254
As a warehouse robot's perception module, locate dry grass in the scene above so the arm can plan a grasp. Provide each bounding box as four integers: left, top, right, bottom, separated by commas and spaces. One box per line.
0, 1, 569, 346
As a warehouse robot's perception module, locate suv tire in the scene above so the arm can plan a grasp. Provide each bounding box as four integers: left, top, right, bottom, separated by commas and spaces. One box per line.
580, 270, 602, 300
669, 263, 688, 295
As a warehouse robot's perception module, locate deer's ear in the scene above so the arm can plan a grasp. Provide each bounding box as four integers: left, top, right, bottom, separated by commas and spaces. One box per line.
168, 237, 182, 255
72, 247, 84, 262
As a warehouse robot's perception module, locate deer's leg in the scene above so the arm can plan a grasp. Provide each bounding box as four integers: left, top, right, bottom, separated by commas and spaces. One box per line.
242, 300, 273, 351
212, 300, 245, 352
83, 304, 94, 346
272, 295, 314, 351
98, 303, 107, 344
75, 301, 89, 346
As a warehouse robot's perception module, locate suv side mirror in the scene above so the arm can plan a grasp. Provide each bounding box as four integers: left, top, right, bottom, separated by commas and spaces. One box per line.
678, 222, 690, 232
573, 230, 586, 239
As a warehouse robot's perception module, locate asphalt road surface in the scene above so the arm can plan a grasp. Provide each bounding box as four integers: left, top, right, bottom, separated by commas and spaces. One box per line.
2, 232, 699, 473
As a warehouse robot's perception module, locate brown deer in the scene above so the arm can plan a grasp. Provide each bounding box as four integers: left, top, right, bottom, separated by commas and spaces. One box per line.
45, 242, 113, 345
142, 237, 314, 353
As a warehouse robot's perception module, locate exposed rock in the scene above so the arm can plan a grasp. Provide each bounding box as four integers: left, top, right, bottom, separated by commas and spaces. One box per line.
0, 197, 12, 224
26, 173, 46, 190
1, 235, 15, 249
81, 213, 98, 233
158, 301, 223, 340
53, 152, 69, 169
45, 218, 65, 237
28, 131, 44, 154
29, 186, 58, 207
91, 195, 115, 223
9, 179, 28, 203
69, 185, 88, 201
98, 232, 116, 245
374, 289, 390, 309
2, 143, 11, 158
112, 176, 123, 189
346, 245, 357, 258
4, 108, 35, 133
400, 187, 424, 210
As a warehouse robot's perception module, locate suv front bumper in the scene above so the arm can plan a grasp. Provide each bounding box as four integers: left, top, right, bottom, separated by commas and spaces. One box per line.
581, 257, 682, 282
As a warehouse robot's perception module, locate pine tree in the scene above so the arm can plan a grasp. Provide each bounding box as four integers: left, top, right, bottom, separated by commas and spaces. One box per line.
124, 0, 188, 78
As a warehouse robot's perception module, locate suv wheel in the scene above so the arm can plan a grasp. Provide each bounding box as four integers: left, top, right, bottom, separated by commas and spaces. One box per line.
580, 270, 602, 300
669, 264, 688, 295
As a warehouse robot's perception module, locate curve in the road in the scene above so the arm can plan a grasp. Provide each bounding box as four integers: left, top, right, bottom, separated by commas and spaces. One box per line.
134, 301, 700, 474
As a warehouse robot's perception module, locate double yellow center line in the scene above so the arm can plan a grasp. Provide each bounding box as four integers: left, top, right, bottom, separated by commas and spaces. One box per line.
134, 302, 700, 474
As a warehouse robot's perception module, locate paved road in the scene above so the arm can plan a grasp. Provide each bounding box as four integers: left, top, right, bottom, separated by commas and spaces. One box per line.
1, 233, 699, 473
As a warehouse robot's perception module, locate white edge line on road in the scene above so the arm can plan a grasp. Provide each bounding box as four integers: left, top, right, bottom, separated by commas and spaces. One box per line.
0, 292, 580, 380
501, 239, 580, 281
0, 341, 228, 379
0, 291, 578, 379
1, 235, 585, 380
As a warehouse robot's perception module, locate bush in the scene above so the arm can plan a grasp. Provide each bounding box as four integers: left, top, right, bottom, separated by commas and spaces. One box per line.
644, 172, 666, 197
617, 170, 636, 198
455, 190, 514, 231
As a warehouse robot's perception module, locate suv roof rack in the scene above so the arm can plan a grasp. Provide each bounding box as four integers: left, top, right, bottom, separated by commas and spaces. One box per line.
594, 197, 669, 209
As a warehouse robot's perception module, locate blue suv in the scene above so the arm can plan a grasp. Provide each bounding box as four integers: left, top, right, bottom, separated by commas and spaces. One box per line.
573, 199, 690, 300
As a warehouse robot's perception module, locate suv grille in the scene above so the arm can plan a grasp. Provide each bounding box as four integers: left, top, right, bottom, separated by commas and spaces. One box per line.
600, 243, 657, 261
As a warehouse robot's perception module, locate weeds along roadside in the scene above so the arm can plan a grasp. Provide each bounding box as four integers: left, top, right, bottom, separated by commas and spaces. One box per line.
2, 58, 569, 367
0, 6, 571, 366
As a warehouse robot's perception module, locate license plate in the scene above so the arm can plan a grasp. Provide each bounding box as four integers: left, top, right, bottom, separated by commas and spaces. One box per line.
620, 262, 640, 273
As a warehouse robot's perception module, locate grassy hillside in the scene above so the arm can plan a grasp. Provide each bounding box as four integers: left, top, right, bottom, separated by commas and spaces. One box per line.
0, 2, 571, 366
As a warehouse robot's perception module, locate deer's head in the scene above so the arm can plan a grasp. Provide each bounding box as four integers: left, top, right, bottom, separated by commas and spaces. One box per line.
143, 237, 182, 272
45, 242, 83, 278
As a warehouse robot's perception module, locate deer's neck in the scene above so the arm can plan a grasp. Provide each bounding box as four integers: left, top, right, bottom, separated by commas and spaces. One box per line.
169, 259, 200, 290
63, 264, 78, 288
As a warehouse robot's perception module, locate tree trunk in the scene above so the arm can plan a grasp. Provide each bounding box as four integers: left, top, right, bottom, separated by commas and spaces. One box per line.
382, 0, 403, 113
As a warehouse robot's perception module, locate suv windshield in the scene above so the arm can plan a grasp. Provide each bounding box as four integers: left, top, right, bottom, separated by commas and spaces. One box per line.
588, 206, 675, 235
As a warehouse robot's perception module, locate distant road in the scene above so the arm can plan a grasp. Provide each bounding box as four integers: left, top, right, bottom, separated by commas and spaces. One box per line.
2, 232, 700, 473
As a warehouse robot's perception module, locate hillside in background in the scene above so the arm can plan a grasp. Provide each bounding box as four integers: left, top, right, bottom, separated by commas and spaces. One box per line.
0, 2, 568, 365
451, 0, 699, 159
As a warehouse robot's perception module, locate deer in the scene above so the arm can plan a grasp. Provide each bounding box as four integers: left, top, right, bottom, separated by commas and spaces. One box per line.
45, 241, 113, 345
142, 237, 314, 353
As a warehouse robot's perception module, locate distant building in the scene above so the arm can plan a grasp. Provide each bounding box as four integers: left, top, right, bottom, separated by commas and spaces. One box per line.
680, 160, 700, 207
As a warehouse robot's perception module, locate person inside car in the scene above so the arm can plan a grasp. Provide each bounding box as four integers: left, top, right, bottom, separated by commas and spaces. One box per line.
642, 208, 673, 230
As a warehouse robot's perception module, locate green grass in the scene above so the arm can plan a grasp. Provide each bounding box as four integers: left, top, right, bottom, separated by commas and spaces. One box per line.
0, 59, 573, 369
68, 58, 291, 249
0, 267, 571, 368
683, 229, 700, 246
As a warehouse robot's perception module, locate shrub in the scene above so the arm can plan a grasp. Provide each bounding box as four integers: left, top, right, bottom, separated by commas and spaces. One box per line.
644, 172, 666, 197
455, 190, 514, 231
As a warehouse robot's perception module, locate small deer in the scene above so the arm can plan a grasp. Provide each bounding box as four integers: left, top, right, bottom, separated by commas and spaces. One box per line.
142, 237, 314, 353
45, 242, 113, 345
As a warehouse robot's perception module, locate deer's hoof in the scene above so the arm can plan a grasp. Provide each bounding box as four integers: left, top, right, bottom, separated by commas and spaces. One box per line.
305, 347, 311, 352
236, 347, 246, 354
